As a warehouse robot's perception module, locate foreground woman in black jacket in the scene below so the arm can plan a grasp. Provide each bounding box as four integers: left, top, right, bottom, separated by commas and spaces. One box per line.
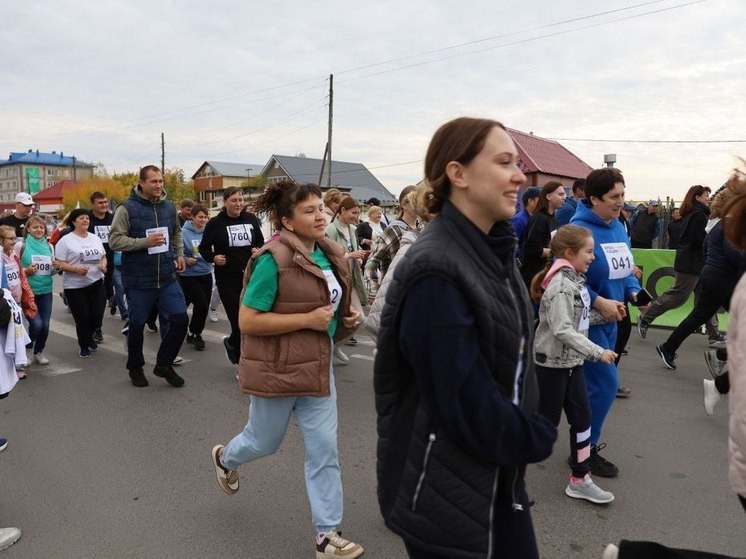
375, 117, 557, 559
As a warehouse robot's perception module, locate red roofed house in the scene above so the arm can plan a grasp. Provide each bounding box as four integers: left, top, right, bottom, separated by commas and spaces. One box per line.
32, 179, 75, 216
507, 128, 594, 203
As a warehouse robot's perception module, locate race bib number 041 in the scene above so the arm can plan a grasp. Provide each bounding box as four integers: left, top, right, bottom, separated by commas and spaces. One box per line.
601, 242, 634, 280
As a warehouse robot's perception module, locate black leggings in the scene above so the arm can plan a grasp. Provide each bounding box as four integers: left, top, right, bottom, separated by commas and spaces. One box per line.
179, 274, 213, 335
65, 280, 106, 350
535, 364, 592, 478
216, 272, 242, 352
663, 266, 736, 353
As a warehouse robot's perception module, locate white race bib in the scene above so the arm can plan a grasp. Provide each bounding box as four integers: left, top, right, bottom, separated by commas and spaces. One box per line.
5, 259, 20, 291
323, 269, 342, 313
578, 287, 591, 331
94, 225, 110, 244
227, 224, 253, 247
601, 242, 634, 280
80, 245, 102, 264
146, 227, 169, 255
31, 255, 53, 276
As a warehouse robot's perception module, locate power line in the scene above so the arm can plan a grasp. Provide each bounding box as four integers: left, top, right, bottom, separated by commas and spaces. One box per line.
335, 0, 669, 77
337, 0, 707, 84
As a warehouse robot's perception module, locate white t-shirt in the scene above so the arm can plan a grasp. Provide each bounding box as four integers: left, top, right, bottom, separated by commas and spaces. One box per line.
55, 232, 106, 289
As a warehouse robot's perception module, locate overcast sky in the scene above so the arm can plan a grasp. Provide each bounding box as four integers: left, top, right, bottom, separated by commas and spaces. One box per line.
2, 0, 743, 200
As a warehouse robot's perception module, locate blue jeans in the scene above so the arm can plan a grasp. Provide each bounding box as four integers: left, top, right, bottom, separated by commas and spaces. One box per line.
28, 292, 53, 354
112, 267, 128, 317
125, 281, 187, 371
222, 371, 342, 533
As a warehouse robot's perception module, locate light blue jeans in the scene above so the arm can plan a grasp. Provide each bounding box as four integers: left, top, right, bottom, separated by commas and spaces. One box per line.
222, 370, 341, 533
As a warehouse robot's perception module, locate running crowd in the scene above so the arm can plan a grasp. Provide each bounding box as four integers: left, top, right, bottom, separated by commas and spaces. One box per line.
1, 118, 745, 558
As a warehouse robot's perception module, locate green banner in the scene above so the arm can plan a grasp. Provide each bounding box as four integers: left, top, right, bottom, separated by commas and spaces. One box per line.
629, 249, 727, 330
26, 167, 40, 194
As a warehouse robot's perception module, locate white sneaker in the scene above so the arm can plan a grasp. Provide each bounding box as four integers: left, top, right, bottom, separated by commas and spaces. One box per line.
34, 352, 50, 365
209, 309, 219, 322
333, 347, 349, 365
0, 527, 21, 551
173, 356, 184, 366
703, 378, 721, 416
602, 544, 619, 559
565, 475, 614, 504
316, 530, 364, 559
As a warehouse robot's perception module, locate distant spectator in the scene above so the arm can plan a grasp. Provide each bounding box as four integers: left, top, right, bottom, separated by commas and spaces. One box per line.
629, 200, 662, 248
666, 207, 684, 249
178, 199, 194, 227
555, 178, 585, 227
0, 193, 35, 238
510, 186, 541, 261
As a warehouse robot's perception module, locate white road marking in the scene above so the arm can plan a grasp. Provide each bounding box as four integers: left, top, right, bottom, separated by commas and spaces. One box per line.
49, 318, 191, 364
350, 354, 374, 362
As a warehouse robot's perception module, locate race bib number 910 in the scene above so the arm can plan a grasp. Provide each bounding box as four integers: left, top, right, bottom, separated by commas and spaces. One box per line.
601, 242, 634, 280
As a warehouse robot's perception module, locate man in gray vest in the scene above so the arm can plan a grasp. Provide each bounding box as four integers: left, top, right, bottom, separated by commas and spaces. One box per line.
110, 165, 188, 388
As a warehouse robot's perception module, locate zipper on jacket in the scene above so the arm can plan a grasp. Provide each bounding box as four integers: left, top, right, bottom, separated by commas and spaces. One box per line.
411, 432, 436, 511
504, 274, 528, 512
487, 469, 499, 558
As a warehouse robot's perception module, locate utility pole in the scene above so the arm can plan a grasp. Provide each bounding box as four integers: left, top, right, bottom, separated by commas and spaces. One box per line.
326, 74, 333, 188
161, 133, 165, 175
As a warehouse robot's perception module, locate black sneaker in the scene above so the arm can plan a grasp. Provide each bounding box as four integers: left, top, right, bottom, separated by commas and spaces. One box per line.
153, 364, 185, 387
146, 322, 158, 333
88, 339, 98, 352
129, 369, 148, 387
193, 334, 205, 351
656, 344, 677, 370
222, 336, 238, 365
186, 332, 195, 344
109, 303, 116, 316
616, 386, 632, 398
589, 443, 619, 478
93, 328, 104, 343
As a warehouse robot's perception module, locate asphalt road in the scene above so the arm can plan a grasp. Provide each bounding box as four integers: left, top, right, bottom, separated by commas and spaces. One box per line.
1, 279, 744, 558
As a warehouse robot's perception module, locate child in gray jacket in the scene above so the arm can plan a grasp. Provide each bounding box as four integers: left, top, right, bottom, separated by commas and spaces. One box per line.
531, 225, 617, 505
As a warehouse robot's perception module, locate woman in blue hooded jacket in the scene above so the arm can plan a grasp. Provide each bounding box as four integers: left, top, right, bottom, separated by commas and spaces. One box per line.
570, 167, 641, 478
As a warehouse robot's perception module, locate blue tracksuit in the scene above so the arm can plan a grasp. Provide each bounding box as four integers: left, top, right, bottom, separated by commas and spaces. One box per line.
571, 200, 640, 444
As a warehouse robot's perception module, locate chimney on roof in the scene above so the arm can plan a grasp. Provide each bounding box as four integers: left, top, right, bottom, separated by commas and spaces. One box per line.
60, 151, 63, 158
28, 149, 32, 153
52, 151, 56, 154
36, 150, 39, 157
529, 131, 534, 136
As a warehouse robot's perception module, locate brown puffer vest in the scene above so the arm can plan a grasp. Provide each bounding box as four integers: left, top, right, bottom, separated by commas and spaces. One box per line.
238, 229, 353, 398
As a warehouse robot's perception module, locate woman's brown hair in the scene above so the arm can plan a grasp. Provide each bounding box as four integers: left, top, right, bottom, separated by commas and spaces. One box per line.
534, 181, 564, 214
679, 184, 711, 217
331, 194, 359, 222
529, 225, 593, 302
724, 161, 746, 250
252, 179, 322, 230
423, 117, 505, 215
23, 215, 47, 238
